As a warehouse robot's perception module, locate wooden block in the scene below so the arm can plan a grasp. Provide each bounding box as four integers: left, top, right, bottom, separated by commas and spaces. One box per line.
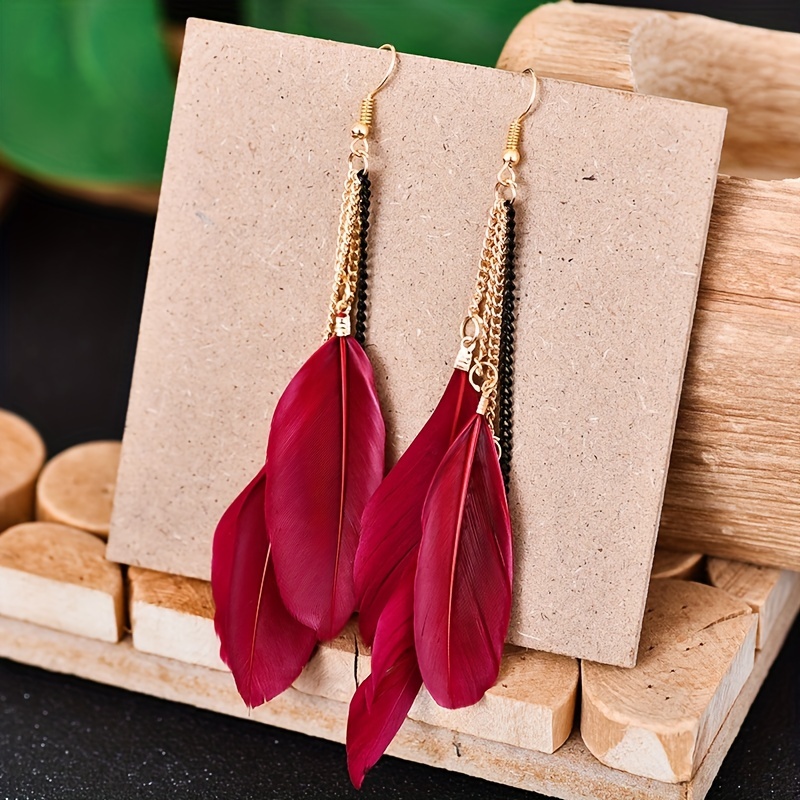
36, 440, 121, 537
0, 409, 46, 532
0, 522, 123, 642
296, 619, 579, 754
651, 548, 704, 581
581, 579, 756, 783
293, 620, 371, 701
0, 574, 797, 800
128, 566, 226, 671
707, 558, 800, 649
410, 647, 578, 755
127, 568, 578, 755
500, 3, 800, 572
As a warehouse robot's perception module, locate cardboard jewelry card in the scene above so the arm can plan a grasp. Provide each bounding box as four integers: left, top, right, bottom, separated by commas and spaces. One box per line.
107, 19, 726, 667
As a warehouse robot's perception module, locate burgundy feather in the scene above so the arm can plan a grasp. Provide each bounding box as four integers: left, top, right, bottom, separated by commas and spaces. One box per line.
347, 556, 422, 788
355, 369, 479, 646
266, 335, 385, 640
414, 414, 513, 709
211, 467, 317, 707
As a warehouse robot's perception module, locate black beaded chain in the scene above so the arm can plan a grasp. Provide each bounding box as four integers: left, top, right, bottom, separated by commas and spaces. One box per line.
496, 201, 517, 491
353, 170, 371, 346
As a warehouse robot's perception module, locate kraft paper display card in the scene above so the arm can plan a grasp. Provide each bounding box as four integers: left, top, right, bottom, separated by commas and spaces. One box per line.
107, 19, 726, 667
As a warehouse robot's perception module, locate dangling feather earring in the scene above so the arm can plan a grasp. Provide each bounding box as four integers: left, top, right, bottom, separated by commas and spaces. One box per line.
212, 45, 398, 708
347, 69, 537, 787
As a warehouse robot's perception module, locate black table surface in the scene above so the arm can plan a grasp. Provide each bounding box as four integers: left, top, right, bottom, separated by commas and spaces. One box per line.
1, 171, 799, 800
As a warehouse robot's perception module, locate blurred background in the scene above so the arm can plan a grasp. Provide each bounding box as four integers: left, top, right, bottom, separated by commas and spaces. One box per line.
0, 0, 799, 453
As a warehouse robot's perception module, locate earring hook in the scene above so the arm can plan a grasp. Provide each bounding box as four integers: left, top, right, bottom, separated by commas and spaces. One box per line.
351, 44, 398, 169
368, 44, 397, 98
515, 68, 539, 123
496, 69, 538, 202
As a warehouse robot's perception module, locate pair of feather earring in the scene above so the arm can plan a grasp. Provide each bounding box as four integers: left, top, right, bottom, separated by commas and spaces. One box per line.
211, 44, 537, 787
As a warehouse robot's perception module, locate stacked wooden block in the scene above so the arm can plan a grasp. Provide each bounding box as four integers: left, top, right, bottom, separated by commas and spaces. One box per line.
1, 409, 798, 799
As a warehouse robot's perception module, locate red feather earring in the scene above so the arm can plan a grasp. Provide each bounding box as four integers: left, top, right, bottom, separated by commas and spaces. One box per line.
347, 69, 537, 783
212, 45, 398, 707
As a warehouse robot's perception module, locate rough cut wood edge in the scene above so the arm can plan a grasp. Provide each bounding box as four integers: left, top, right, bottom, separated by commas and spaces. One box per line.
501, 4, 800, 572
498, 1, 800, 179
0, 582, 797, 800
707, 559, 800, 649
35, 441, 121, 537
0, 409, 46, 532
0, 523, 124, 642
581, 581, 756, 783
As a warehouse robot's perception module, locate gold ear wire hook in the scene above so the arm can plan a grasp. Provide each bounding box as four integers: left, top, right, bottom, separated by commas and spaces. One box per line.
517, 68, 539, 123
503, 69, 539, 164
354, 44, 397, 137
369, 44, 397, 98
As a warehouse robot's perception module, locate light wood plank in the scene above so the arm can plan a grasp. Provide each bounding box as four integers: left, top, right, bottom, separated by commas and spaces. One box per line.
0, 522, 123, 642
0, 577, 797, 800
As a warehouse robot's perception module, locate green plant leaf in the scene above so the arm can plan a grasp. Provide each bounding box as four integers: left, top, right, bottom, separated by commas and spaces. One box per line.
0, 0, 175, 185
243, 0, 551, 67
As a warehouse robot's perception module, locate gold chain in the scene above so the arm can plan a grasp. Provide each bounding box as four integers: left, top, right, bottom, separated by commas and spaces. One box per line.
480, 201, 511, 427
324, 166, 364, 339
468, 200, 510, 427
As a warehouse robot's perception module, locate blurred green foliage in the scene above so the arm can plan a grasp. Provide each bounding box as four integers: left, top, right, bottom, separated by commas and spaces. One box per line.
0, 0, 174, 185
0, 0, 548, 187
243, 0, 547, 67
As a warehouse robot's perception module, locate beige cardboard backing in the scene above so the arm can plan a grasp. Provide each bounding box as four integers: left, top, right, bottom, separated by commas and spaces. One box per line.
107, 19, 726, 667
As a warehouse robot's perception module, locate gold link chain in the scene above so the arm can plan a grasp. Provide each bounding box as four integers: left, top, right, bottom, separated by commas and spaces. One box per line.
324, 167, 364, 339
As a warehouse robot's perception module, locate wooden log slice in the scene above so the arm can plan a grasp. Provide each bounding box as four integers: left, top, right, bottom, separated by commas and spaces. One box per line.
651, 547, 704, 581
0, 409, 46, 532
581, 579, 756, 783
36, 441, 121, 537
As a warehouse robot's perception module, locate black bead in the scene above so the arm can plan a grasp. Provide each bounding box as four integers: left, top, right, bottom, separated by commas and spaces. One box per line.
354, 170, 371, 346
497, 201, 517, 492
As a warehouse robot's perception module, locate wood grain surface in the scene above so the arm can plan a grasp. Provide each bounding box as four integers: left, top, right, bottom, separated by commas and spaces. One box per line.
501, 2, 800, 571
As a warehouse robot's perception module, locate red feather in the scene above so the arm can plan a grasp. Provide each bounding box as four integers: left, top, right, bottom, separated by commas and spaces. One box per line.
266, 335, 385, 640
355, 369, 478, 646
347, 556, 422, 788
414, 414, 513, 709
212, 467, 317, 707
